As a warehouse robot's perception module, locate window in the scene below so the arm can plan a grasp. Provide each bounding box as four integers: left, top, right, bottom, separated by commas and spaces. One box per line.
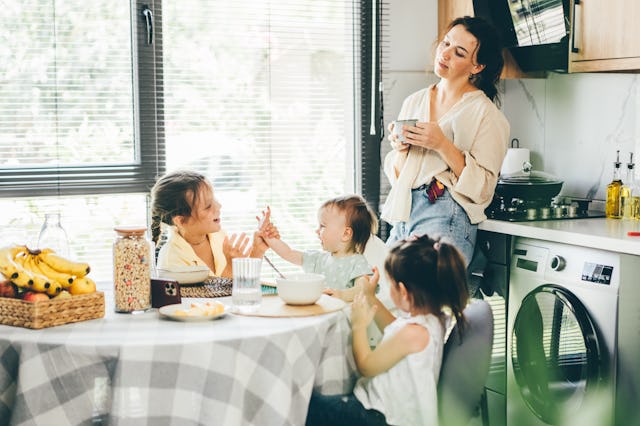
0, 0, 379, 282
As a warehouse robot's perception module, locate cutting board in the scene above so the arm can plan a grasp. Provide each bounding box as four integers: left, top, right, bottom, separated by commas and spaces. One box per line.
234, 294, 346, 317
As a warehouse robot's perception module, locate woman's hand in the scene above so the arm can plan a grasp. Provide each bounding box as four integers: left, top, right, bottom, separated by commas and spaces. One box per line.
405, 121, 465, 176
404, 121, 448, 152
387, 122, 410, 153
251, 223, 280, 257
223, 233, 251, 262
351, 291, 377, 331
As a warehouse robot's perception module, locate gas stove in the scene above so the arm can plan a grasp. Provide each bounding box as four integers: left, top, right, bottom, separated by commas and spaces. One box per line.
486, 197, 606, 222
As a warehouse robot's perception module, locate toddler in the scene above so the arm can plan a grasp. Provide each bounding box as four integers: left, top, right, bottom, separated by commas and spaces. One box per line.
150, 170, 277, 278
263, 194, 377, 301
306, 234, 470, 426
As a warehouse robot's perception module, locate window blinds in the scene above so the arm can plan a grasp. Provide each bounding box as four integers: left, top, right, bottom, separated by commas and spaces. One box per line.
159, 0, 361, 277
0, 0, 375, 282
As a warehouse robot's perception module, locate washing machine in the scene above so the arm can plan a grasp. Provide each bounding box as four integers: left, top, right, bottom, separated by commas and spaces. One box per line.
506, 237, 628, 426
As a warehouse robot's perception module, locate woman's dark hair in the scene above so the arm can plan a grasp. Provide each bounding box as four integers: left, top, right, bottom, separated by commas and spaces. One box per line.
448, 16, 504, 105
150, 170, 210, 246
321, 194, 378, 254
384, 234, 470, 335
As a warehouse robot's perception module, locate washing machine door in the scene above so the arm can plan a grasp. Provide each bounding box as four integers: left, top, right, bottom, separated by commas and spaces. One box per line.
511, 284, 607, 424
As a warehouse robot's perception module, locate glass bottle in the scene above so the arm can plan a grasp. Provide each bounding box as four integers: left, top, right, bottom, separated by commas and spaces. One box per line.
37, 213, 70, 257
621, 153, 637, 220
605, 150, 623, 219
113, 226, 152, 313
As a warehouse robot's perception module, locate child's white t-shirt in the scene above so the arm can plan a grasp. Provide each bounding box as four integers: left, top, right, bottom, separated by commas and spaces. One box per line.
302, 251, 371, 289
353, 313, 447, 426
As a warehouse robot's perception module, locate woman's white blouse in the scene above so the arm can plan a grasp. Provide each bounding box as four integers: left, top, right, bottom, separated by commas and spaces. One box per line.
382, 86, 510, 224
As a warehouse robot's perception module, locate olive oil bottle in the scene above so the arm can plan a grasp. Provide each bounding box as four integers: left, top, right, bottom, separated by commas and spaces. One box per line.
606, 150, 623, 219
621, 153, 637, 220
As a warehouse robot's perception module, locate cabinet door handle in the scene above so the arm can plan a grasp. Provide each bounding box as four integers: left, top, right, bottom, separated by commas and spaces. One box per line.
571, 0, 581, 53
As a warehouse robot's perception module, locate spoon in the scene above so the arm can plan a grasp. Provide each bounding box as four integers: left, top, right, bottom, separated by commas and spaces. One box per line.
263, 254, 286, 279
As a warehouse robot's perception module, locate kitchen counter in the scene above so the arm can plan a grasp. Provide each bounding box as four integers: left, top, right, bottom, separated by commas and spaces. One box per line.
479, 217, 640, 256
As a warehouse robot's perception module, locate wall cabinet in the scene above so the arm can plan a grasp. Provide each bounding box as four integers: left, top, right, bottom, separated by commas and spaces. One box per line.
569, 0, 640, 72
440, 0, 640, 76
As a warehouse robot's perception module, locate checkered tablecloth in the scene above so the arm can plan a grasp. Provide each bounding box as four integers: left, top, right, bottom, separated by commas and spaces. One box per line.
0, 292, 356, 426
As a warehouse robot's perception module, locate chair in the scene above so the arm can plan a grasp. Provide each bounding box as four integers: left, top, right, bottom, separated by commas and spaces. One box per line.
363, 234, 391, 306
362, 234, 391, 347
438, 300, 494, 426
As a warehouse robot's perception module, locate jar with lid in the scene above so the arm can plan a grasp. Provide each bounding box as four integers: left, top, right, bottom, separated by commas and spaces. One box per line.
113, 226, 153, 313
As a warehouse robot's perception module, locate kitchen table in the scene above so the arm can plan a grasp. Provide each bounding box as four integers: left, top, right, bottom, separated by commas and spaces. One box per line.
0, 291, 356, 426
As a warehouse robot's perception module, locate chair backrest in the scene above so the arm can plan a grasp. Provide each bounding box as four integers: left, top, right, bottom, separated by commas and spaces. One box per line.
438, 300, 494, 426
362, 234, 391, 347
362, 234, 392, 307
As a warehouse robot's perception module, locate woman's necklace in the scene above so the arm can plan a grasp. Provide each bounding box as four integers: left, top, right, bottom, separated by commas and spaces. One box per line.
189, 238, 208, 246
180, 231, 208, 247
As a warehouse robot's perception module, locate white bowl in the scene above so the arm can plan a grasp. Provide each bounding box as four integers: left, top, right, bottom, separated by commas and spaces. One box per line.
276, 273, 325, 305
157, 266, 210, 284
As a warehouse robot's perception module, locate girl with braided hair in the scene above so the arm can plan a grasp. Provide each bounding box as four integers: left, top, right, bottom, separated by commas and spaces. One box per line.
150, 170, 278, 278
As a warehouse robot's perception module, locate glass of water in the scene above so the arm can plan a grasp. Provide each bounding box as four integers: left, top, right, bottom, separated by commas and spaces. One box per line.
232, 258, 262, 313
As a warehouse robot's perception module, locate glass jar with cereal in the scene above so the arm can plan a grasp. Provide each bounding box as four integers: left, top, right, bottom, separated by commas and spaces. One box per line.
113, 226, 153, 313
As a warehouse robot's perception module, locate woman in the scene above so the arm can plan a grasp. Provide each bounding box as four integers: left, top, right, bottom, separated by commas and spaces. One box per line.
382, 16, 510, 265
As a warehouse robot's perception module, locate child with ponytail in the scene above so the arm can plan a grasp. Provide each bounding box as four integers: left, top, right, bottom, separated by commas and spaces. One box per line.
306, 234, 470, 426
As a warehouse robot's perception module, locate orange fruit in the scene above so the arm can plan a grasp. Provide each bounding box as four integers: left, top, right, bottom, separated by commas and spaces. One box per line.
69, 276, 96, 295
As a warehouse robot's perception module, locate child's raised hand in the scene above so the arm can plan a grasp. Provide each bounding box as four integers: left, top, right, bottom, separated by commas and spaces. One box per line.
360, 267, 380, 300
323, 287, 344, 299
351, 291, 377, 331
256, 206, 280, 241
223, 233, 251, 261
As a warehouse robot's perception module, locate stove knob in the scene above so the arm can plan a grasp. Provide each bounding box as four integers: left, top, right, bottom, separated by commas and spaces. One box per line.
550, 255, 566, 271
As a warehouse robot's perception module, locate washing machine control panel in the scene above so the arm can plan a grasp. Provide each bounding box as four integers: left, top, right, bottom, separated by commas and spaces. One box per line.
581, 262, 613, 285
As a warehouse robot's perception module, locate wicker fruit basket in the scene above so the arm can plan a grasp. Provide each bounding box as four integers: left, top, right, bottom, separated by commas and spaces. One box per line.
0, 291, 105, 329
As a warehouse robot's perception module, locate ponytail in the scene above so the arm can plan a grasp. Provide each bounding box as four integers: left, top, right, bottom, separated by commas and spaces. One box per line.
385, 235, 470, 336
435, 241, 470, 337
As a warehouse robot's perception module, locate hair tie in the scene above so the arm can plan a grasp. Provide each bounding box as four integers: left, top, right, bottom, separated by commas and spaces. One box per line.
433, 241, 441, 251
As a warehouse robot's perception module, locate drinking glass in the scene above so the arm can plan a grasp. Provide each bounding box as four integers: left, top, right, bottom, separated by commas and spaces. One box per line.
232, 258, 262, 313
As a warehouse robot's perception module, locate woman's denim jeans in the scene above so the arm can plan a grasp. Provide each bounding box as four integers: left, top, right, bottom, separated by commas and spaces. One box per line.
387, 187, 477, 266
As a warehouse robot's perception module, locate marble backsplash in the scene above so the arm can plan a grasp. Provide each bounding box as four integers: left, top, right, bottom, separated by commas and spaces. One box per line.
503, 73, 639, 203
381, 71, 640, 209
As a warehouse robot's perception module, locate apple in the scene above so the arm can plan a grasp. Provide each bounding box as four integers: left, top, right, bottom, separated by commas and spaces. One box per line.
0, 280, 17, 298
22, 291, 50, 302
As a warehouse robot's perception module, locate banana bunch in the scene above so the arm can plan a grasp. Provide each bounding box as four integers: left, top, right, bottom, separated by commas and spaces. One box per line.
0, 245, 95, 297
